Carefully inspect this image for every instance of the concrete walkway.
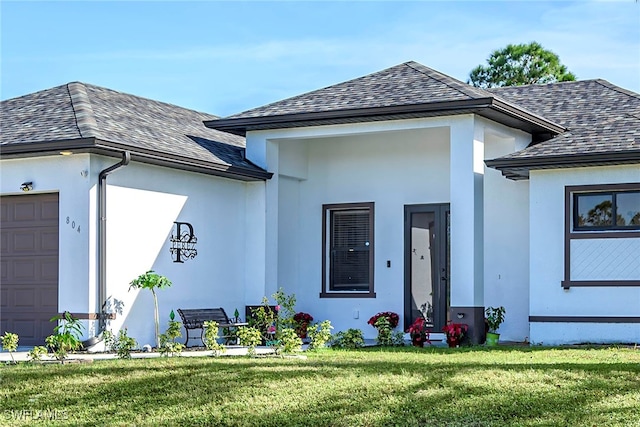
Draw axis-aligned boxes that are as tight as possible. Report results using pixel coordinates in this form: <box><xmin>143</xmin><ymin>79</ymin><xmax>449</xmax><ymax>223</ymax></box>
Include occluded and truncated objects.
<box><xmin>0</xmin><ymin>337</ymin><xmax>455</xmax><ymax>363</ymax></box>
<box><xmin>0</xmin><ymin>346</ymin><xmax>282</xmax><ymax>363</ymax></box>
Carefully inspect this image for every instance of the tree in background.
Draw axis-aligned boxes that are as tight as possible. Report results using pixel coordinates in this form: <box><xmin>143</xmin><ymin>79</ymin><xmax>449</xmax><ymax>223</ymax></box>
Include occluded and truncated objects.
<box><xmin>468</xmin><ymin>42</ymin><xmax>576</xmax><ymax>88</ymax></box>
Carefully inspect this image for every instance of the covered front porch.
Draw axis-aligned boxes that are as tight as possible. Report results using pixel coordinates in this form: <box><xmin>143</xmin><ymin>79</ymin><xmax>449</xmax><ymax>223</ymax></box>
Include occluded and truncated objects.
<box><xmin>243</xmin><ymin>114</ymin><xmax>531</xmax><ymax>342</ymax></box>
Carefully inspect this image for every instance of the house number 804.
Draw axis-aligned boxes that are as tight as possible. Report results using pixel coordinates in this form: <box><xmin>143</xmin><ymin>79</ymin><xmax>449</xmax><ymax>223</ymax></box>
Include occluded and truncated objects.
<box><xmin>66</xmin><ymin>216</ymin><xmax>81</xmax><ymax>233</ymax></box>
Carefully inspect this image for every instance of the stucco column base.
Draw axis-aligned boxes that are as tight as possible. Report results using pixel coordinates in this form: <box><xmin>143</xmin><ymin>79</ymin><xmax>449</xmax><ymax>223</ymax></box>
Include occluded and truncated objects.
<box><xmin>449</xmin><ymin>306</ymin><xmax>485</xmax><ymax>345</ymax></box>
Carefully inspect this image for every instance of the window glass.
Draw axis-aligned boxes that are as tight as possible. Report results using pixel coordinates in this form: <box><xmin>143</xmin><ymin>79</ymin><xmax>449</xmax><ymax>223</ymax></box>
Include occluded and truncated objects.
<box><xmin>616</xmin><ymin>192</ymin><xmax>640</xmax><ymax>226</ymax></box>
<box><xmin>576</xmin><ymin>194</ymin><xmax>613</xmax><ymax>227</ymax></box>
<box><xmin>323</xmin><ymin>203</ymin><xmax>374</xmax><ymax>296</ymax></box>
<box><xmin>330</xmin><ymin>209</ymin><xmax>370</xmax><ymax>291</ymax></box>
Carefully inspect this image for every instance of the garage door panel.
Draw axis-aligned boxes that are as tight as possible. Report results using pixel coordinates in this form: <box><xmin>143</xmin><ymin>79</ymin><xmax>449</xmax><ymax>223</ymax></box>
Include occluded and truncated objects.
<box><xmin>1</xmin><ymin>194</ymin><xmax>58</xmax><ymax>226</ymax></box>
<box><xmin>4</xmin><ymin>257</ymin><xmax>58</xmax><ymax>283</ymax></box>
<box><xmin>14</xmin><ymin>288</ymin><xmax>36</xmax><ymax>308</ymax></box>
<box><xmin>2</xmin><ymin>229</ymin><xmax>58</xmax><ymax>255</ymax></box>
<box><xmin>0</xmin><ymin>231</ymin><xmax>7</xmax><ymax>252</ymax></box>
<box><xmin>0</xmin><ymin>202</ymin><xmax>7</xmax><ymax>221</ymax></box>
<box><xmin>13</xmin><ymin>259</ymin><xmax>37</xmax><ymax>281</ymax></box>
<box><xmin>41</xmin><ymin>231</ymin><xmax>59</xmax><ymax>251</ymax></box>
<box><xmin>41</xmin><ymin>319</ymin><xmax>55</xmax><ymax>338</ymax></box>
<box><xmin>40</xmin><ymin>287</ymin><xmax>58</xmax><ymax>308</ymax></box>
<box><xmin>41</xmin><ymin>200</ymin><xmax>59</xmax><ymax>221</ymax></box>
<box><xmin>13</xmin><ymin>230</ymin><xmax>37</xmax><ymax>252</ymax></box>
<box><xmin>41</xmin><ymin>259</ymin><xmax>58</xmax><ymax>281</ymax></box>
<box><xmin>0</xmin><ymin>194</ymin><xmax>59</xmax><ymax>346</ymax></box>
<box><xmin>13</xmin><ymin>201</ymin><xmax>37</xmax><ymax>222</ymax></box>
<box><xmin>12</xmin><ymin>320</ymin><xmax>36</xmax><ymax>340</ymax></box>
<box><xmin>5</xmin><ymin>284</ymin><xmax>57</xmax><ymax>308</ymax></box>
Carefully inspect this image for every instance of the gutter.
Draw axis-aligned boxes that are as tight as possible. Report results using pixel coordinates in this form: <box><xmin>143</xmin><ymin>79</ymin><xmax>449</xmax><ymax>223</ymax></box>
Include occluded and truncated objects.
<box><xmin>0</xmin><ymin>138</ymin><xmax>271</xmax><ymax>181</ymax></box>
<box><xmin>204</xmin><ymin>97</ymin><xmax>565</xmax><ymax>137</ymax></box>
<box><xmin>97</xmin><ymin>151</ymin><xmax>130</xmax><ymax>334</ymax></box>
<box><xmin>485</xmin><ymin>150</ymin><xmax>640</xmax><ymax>180</ymax></box>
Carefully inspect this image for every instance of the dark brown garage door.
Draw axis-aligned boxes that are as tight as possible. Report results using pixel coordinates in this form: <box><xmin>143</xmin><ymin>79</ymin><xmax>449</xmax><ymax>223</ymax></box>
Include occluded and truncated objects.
<box><xmin>1</xmin><ymin>193</ymin><xmax>59</xmax><ymax>346</ymax></box>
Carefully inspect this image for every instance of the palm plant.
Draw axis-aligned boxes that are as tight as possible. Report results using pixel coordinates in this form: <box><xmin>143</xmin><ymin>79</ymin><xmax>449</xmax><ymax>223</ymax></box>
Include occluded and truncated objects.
<box><xmin>129</xmin><ymin>271</ymin><xmax>172</xmax><ymax>348</ymax></box>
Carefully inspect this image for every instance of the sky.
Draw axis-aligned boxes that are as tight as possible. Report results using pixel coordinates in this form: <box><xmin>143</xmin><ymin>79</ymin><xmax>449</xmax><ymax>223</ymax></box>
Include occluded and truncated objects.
<box><xmin>1</xmin><ymin>1</ymin><xmax>639</xmax><ymax>117</ymax></box>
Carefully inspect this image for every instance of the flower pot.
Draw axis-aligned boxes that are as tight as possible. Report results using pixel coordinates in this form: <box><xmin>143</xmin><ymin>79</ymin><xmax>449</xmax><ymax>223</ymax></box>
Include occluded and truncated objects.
<box><xmin>447</xmin><ymin>337</ymin><xmax>459</xmax><ymax>348</ymax></box>
<box><xmin>485</xmin><ymin>332</ymin><xmax>500</xmax><ymax>346</ymax></box>
<box><xmin>411</xmin><ymin>337</ymin><xmax>425</xmax><ymax>347</ymax></box>
<box><xmin>295</xmin><ymin>323</ymin><xmax>308</xmax><ymax>339</ymax></box>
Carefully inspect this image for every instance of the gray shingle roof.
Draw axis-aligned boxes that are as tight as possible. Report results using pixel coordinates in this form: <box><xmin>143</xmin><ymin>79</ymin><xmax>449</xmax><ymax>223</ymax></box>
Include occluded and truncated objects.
<box><xmin>226</xmin><ymin>61</ymin><xmax>494</xmax><ymax>119</ymax></box>
<box><xmin>213</xmin><ymin>60</ymin><xmax>638</xmax><ymax>178</ymax></box>
<box><xmin>489</xmin><ymin>80</ymin><xmax>640</xmax><ymax>159</ymax></box>
<box><xmin>1</xmin><ymin>82</ymin><xmax>269</xmax><ymax>180</ymax></box>
<box><xmin>207</xmin><ymin>61</ymin><xmax>563</xmax><ymax>137</ymax></box>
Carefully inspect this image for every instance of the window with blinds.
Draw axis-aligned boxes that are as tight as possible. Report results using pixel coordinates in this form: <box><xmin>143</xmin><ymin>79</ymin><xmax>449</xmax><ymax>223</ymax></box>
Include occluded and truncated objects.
<box><xmin>322</xmin><ymin>202</ymin><xmax>375</xmax><ymax>297</ymax></box>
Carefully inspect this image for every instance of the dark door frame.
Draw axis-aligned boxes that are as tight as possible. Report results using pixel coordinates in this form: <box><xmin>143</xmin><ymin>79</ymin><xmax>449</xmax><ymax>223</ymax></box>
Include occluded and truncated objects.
<box><xmin>404</xmin><ymin>203</ymin><xmax>450</xmax><ymax>331</ymax></box>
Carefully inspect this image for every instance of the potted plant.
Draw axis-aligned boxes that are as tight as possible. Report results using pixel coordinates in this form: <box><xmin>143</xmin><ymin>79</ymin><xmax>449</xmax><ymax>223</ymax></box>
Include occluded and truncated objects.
<box><xmin>406</xmin><ymin>317</ymin><xmax>431</xmax><ymax>347</ymax></box>
<box><xmin>485</xmin><ymin>306</ymin><xmax>506</xmax><ymax>346</ymax></box>
<box><xmin>367</xmin><ymin>311</ymin><xmax>399</xmax><ymax>329</ymax></box>
<box><xmin>293</xmin><ymin>312</ymin><xmax>313</xmax><ymax>339</ymax></box>
<box><xmin>442</xmin><ymin>322</ymin><xmax>468</xmax><ymax>348</ymax></box>
<box><xmin>368</xmin><ymin>311</ymin><xmax>400</xmax><ymax>346</ymax></box>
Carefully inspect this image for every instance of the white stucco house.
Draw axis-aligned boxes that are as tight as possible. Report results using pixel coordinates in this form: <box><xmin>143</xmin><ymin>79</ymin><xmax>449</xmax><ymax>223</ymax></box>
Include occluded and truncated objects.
<box><xmin>1</xmin><ymin>61</ymin><xmax>638</xmax><ymax>347</ymax></box>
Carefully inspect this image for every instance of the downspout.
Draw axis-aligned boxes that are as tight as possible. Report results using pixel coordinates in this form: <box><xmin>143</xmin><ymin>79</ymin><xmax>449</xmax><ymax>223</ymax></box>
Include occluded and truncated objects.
<box><xmin>97</xmin><ymin>151</ymin><xmax>130</xmax><ymax>334</ymax></box>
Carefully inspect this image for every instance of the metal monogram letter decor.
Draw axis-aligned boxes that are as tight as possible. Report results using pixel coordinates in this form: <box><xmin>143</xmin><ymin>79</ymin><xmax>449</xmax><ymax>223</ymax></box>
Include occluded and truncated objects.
<box><xmin>170</xmin><ymin>222</ymin><xmax>198</xmax><ymax>263</ymax></box>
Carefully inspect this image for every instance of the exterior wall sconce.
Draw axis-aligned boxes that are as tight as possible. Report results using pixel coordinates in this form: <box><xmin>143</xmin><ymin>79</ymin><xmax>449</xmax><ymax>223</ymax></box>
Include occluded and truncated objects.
<box><xmin>20</xmin><ymin>182</ymin><xmax>33</xmax><ymax>192</ymax></box>
<box><xmin>456</xmin><ymin>313</ymin><xmax>465</xmax><ymax>319</ymax></box>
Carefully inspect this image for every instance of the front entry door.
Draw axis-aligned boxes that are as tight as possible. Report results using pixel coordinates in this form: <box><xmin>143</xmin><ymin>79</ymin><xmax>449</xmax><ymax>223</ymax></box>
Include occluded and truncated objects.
<box><xmin>404</xmin><ymin>204</ymin><xmax>450</xmax><ymax>331</ymax></box>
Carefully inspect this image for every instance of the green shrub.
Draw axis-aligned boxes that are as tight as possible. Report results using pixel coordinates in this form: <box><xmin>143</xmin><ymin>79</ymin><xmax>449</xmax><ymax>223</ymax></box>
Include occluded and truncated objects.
<box><xmin>237</xmin><ymin>326</ymin><xmax>262</xmax><ymax>356</ymax></box>
<box><xmin>0</xmin><ymin>332</ymin><xmax>19</xmax><ymax>363</ymax></box>
<box><xmin>307</xmin><ymin>320</ymin><xmax>333</xmax><ymax>350</ymax></box>
<box><xmin>331</xmin><ymin>329</ymin><xmax>365</xmax><ymax>349</ymax></box>
<box><xmin>374</xmin><ymin>317</ymin><xmax>393</xmax><ymax>346</ymax></box>
<box><xmin>103</xmin><ymin>330</ymin><xmax>115</xmax><ymax>351</ymax></box>
<box><xmin>278</xmin><ymin>328</ymin><xmax>302</xmax><ymax>354</ymax></box>
<box><xmin>28</xmin><ymin>346</ymin><xmax>48</xmax><ymax>362</ymax></box>
<box><xmin>249</xmin><ymin>299</ymin><xmax>277</xmax><ymax>343</ymax></box>
<box><xmin>249</xmin><ymin>288</ymin><xmax>298</xmax><ymax>344</ymax></box>
<box><xmin>273</xmin><ymin>287</ymin><xmax>296</xmax><ymax>331</ymax></box>
<box><xmin>371</xmin><ymin>317</ymin><xmax>405</xmax><ymax>346</ymax></box>
<box><xmin>104</xmin><ymin>328</ymin><xmax>138</xmax><ymax>359</ymax></box>
<box><xmin>391</xmin><ymin>331</ymin><xmax>405</xmax><ymax>346</ymax></box>
<box><xmin>159</xmin><ymin>320</ymin><xmax>185</xmax><ymax>357</ymax></box>
<box><xmin>221</xmin><ymin>326</ymin><xmax>237</xmax><ymax>345</ymax></box>
<box><xmin>46</xmin><ymin>312</ymin><xmax>84</xmax><ymax>360</ymax></box>
<box><xmin>203</xmin><ymin>320</ymin><xmax>226</xmax><ymax>356</ymax></box>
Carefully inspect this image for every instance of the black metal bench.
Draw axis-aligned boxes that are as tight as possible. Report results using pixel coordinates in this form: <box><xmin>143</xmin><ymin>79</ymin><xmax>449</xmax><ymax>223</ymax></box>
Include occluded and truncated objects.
<box><xmin>177</xmin><ymin>308</ymin><xmax>247</xmax><ymax>347</ymax></box>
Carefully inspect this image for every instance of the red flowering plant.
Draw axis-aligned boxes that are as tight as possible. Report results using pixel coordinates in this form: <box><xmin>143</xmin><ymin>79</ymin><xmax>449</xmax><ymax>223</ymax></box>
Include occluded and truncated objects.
<box><xmin>293</xmin><ymin>312</ymin><xmax>313</xmax><ymax>324</ymax></box>
<box><xmin>293</xmin><ymin>312</ymin><xmax>314</xmax><ymax>338</ymax></box>
<box><xmin>367</xmin><ymin>312</ymin><xmax>399</xmax><ymax>329</ymax></box>
<box><xmin>442</xmin><ymin>322</ymin><xmax>468</xmax><ymax>347</ymax></box>
<box><xmin>406</xmin><ymin>317</ymin><xmax>431</xmax><ymax>347</ymax></box>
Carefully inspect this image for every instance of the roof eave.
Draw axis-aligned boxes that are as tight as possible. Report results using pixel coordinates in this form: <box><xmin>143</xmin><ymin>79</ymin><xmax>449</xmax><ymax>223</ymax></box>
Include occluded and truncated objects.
<box><xmin>489</xmin><ymin>99</ymin><xmax>566</xmax><ymax>134</ymax></box>
<box><xmin>204</xmin><ymin>97</ymin><xmax>565</xmax><ymax>137</ymax></box>
<box><xmin>0</xmin><ymin>138</ymin><xmax>272</xmax><ymax>181</ymax></box>
<box><xmin>485</xmin><ymin>151</ymin><xmax>640</xmax><ymax>180</ymax></box>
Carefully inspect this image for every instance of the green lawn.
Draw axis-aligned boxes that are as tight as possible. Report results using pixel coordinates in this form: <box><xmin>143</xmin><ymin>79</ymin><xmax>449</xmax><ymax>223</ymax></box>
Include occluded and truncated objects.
<box><xmin>1</xmin><ymin>346</ymin><xmax>639</xmax><ymax>426</ymax></box>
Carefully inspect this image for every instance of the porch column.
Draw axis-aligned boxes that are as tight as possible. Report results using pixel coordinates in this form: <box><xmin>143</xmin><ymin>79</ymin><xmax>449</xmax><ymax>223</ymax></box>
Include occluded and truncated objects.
<box><xmin>449</xmin><ymin>116</ymin><xmax>485</xmax><ymax>344</ymax></box>
<box><xmin>264</xmin><ymin>139</ymin><xmax>279</xmax><ymax>297</ymax></box>
<box><xmin>243</xmin><ymin>134</ymin><xmax>278</xmax><ymax>306</ymax></box>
